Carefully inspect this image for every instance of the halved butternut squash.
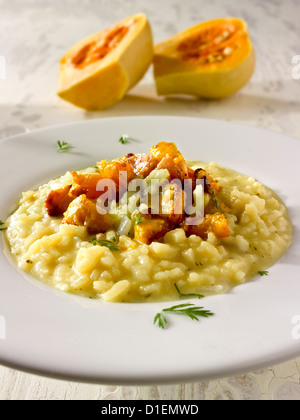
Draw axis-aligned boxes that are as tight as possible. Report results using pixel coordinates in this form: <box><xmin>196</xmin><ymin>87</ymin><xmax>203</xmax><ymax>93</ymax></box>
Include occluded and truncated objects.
<box><xmin>153</xmin><ymin>18</ymin><xmax>255</xmax><ymax>99</ymax></box>
<box><xmin>58</xmin><ymin>14</ymin><xmax>153</xmax><ymax>110</ymax></box>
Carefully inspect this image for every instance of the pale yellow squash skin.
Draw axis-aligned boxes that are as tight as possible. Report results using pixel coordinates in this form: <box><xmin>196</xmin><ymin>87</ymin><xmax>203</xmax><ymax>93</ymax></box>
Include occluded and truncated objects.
<box><xmin>58</xmin><ymin>14</ymin><xmax>153</xmax><ymax>111</ymax></box>
<box><xmin>59</xmin><ymin>62</ymin><xmax>128</xmax><ymax>111</ymax></box>
<box><xmin>154</xmin><ymin>18</ymin><xmax>256</xmax><ymax>99</ymax></box>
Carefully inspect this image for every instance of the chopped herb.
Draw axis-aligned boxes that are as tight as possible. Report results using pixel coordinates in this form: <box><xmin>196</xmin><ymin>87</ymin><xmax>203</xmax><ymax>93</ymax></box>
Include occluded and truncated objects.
<box><xmin>258</xmin><ymin>271</ymin><xmax>269</xmax><ymax>276</ymax></box>
<box><xmin>89</xmin><ymin>236</ymin><xmax>120</xmax><ymax>252</ymax></box>
<box><xmin>119</xmin><ymin>135</ymin><xmax>129</xmax><ymax>145</ymax></box>
<box><xmin>57</xmin><ymin>140</ymin><xmax>74</xmax><ymax>153</ymax></box>
<box><xmin>135</xmin><ymin>213</ymin><xmax>144</xmax><ymax>225</ymax></box>
<box><xmin>154</xmin><ymin>303</ymin><xmax>215</xmax><ymax>329</ymax></box>
<box><xmin>174</xmin><ymin>283</ymin><xmax>204</xmax><ymax>300</ymax></box>
<box><xmin>154</xmin><ymin>311</ymin><xmax>168</xmax><ymax>329</ymax></box>
<box><xmin>249</xmin><ymin>244</ymin><xmax>258</xmax><ymax>251</ymax></box>
<box><xmin>0</xmin><ymin>221</ymin><xmax>7</xmax><ymax>231</ymax></box>
<box><xmin>212</xmin><ymin>192</ymin><xmax>219</xmax><ymax>210</ymax></box>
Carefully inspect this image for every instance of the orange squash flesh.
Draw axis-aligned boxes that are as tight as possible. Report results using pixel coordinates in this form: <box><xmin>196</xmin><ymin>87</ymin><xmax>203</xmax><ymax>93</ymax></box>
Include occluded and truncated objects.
<box><xmin>154</xmin><ymin>18</ymin><xmax>255</xmax><ymax>98</ymax></box>
<box><xmin>71</xmin><ymin>26</ymin><xmax>131</xmax><ymax>69</ymax></box>
<box><xmin>58</xmin><ymin>14</ymin><xmax>153</xmax><ymax>110</ymax></box>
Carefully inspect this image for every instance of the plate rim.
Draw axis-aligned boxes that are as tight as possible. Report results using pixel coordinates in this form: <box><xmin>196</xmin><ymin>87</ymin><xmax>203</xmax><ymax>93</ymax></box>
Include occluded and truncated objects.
<box><xmin>2</xmin><ymin>114</ymin><xmax>300</xmax><ymax>145</ymax></box>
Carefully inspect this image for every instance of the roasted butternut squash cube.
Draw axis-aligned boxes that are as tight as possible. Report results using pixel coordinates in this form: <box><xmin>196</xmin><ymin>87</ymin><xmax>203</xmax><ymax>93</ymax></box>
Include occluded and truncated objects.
<box><xmin>134</xmin><ymin>216</ymin><xmax>169</xmax><ymax>245</ymax></box>
<box><xmin>45</xmin><ymin>185</ymin><xmax>73</xmax><ymax>217</ymax></box>
<box><xmin>184</xmin><ymin>213</ymin><xmax>231</xmax><ymax>239</ymax></box>
<box><xmin>63</xmin><ymin>194</ymin><xmax>114</xmax><ymax>234</ymax></box>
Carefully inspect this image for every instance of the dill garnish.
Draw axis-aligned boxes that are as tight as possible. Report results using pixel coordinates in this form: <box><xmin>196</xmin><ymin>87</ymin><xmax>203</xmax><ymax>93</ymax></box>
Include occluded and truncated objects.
<box><xmin>212</xmin><ymin>192</ymin><xmax>219</xmax><ymax>210</ymax></box>
<box><xmin>0</xmin><ymin>221</ymin><xmax>7</xmax><ymax>231</ymax></box>
<box><xmin>135</xmin><ymin>213</ymin><xmax>144</xmax><ymax>225</ymax></box>
<box><xmin>174</xmin><ymin>283</ymin><xmax>204</xmax><ymax>300</ymax></box>
<box><xmin>119</xmin><ymin>135</ymin><xmax>129</xmax><ymax>145</ymax></box>
<box><xmin>57</xmin><ymin>140</ymin><xmax>74</xmax><ymax>153</ymax></box>
<box><xmin>154</xmin><ymin>303</ymin><xmax>215</xmax><ymax>329</ymax></box>
<box><xmin>258</xmin><ymin>270</ymin><xmax>269</xmax><ymax>276</ymax></box>
<box><xmin>89</xmin><ymin>236</ymin><xmax>120</xmax><ymax>252</ymax></box>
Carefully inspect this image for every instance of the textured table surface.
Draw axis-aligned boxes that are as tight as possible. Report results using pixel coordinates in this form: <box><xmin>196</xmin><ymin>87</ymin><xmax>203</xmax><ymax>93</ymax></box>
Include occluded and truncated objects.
<box><xmin>0</xmin><ymin>0</ymin><xmax>300</xmax><ymax>400</ymax></box>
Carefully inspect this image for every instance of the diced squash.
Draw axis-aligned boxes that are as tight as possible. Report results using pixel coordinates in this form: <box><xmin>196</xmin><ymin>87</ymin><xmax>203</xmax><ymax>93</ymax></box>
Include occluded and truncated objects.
<box><xmin>134</xmin><ymin>216</ymin><xmax>169</xmax><ymax>245</ymax></box>
<box><xmin>70</xmin><ymin>172</ymin><xmax>104</xmax><ymax>200</ymax></box>
<box><xmin>150</xmin><ymin>142</ymin><xmax>190</xmax><ymax>180</ymax></box>
<box><xmin>63</xmin><ymin>194</ymin><xmax>114</xmax><ymax>234</ymax></box>
<box><xmin>150</xmin><ymin>142</ymin><xmax>184</xmax><ymax>163</ymax></box>
<box><xmin>45</xmin><ymin>185</ymin><xmax>73</xmax><ymax>217</ymax></box>
<box><xmin>160</xmin><ymin>183</ymin><xmax>186</xmax><ymax>225</ymax></box>
<box><xmin>125</xmin><ymin>153</ymin><xmax>157</xmax><ymax>178</ymax></box>
<box><xmin>184</xmin><ymin>213</ymin><xmax>231</xmax><ymax>239</ymax></box>
<box><xmin>97</xmin><ymin>158</ymin><xmax>136</xmax><ymax>187</ymax></box>
<box><xmin>195</xmin><ymin>168</ymin><xmax>221</xmax><ymax>193</ymax></box>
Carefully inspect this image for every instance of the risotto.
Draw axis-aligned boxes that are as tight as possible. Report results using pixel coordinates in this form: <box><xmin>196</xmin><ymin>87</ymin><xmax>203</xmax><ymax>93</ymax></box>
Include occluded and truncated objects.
<box><xmin>5</xmin><ymin>142</ymin><xmax>293</xmax><ymax>303</ymax></box>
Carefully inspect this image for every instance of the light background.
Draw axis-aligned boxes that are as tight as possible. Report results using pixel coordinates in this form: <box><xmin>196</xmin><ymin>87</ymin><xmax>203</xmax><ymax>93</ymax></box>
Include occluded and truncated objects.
<box><xmin>0</xmin><ymin>0</ymin><xmax>300</xmax><ymax>400</ymax></box>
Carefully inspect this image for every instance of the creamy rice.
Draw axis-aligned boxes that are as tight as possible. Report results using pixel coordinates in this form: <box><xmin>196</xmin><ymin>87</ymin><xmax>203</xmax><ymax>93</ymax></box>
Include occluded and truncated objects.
<box><xmin>5</xmin><ymin>161</ymin><xmax>293</xmax><ymax>303</ymax></box>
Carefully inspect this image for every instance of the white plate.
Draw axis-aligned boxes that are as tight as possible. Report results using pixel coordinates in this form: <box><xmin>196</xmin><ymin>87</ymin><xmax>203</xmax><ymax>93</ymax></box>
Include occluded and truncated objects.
<box><xmin>0</xmin><ymin>116</ymin><xmax>300</xmax><ymax>385</ymax></box>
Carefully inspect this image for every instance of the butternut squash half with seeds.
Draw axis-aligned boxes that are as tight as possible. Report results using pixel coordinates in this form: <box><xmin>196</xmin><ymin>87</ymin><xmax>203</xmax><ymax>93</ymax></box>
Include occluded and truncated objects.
<box><xmin>153</xmin><ymin>18</ymin><xmax>255</xmax><ymax>99</ymax></box>
<box><xmin>58</xmin><ymin>14</ymin><xmax>153</xmax><ymax>110</ymax></box>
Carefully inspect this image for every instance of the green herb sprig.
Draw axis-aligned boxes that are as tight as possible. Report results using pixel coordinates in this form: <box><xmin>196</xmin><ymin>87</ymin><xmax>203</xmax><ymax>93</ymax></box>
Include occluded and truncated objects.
<box><xmin>258</xmin><ymin>271</ymin><xmax>269</xmax><ymax>276</ymax></box>
<box><xmin>212</xmin><ymin>191</ymin><xmax>219</xmax><ymax>210</ymax></box>
<box><xmin>135</xmin><ymin>213</ymin><xmax>144</xmax><ymax>225</ymax></box>
<box><xmin>89</xmin><ymin>237</ymin><xmax>120</xmax><ymax>252</ymax></box>
<box><xmin>0</xmin><ymin>221</ymin><xmax>7</xmax><ymax>231</ymax></box>
<box><xmin>174</xmin><ymin>283</ymin><xmax>204</xmax><ymax>300</ymax></box>
<box><xmin>119</xmin><ymin>135</ymin><xmax>129</xmax><ymax>145</ymax></box>
<box><xmin>57</xmin><ymin>140</ymin><xmax>74</xmax><ymax>153</ymax></box>
<box><xmin>154</xmin><ymin>303</ymin><xmax>215</xmax><ymax>329</ymax></box>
